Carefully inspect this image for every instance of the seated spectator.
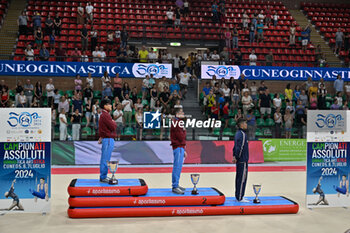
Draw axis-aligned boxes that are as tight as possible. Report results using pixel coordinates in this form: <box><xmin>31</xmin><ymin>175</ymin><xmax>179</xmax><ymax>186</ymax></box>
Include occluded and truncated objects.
<box><xmin>55</xmin><ymin>43</ymin><xmax>66</xmax><ymax>62</ymax></box>
<box><xmin>72</xmin><ymin>93</ymin><xmax>83</xmax><ymax>113</ymax></box>
<box><xmin>241</xmin><ymin>90</ymin><xmax>253</xmax><ymax>115</ymax></box>
<box><xmin>81</xmin><ymin>51</ymin><xmax>88</xmax><ymax>62</ymax></box>
<box><xmin>102</xmin><ymin>83</ymin><xmax>113</xmax><ymax>101</ymax></box>
<box><xmin>170</xmin><ymin>90</ymin><xmax>181</xmax><ymax>108</ymax></box>
<box><xmin>211</xmin><ymin>50</ymin><xmax>220</xmax><ymax>61</ymax></box>
<box><xmin>317</xmin><ymin>84</ymin><xmax>327</xmax><ymax>109</ymax></box>
<box><xmin>273</xmin><ymin>93</ymin><xmax>282</xmax><ymax>109</ymax></box>
<box><xmin>259</xmin><ymin>88</ymin><xmax>271</xmax><ymax>116</ymax></box>
<box><xmin>17</xmin><ymin>91</ymin><xmax>27</xmax><ymax>107</ymax></box>
<box><xmin>39</xmin><ymin>44</ymin><xmax>49</xmax><ymax>61</ymax></box>
<box><xmin>331</xmin><ymin>98</ymin><xmax>341</xmax><ymax>110</ymax></box>
<box><xmin>273</xmin><ymin>107</ymin><xmax>282</xmax><ymax>138</ymax></box>
<box><xmin>1</xmin><ymin>87</ymin><xmax>9</xmax><ymax>107</ymax></box>
<box><xmin>220</xmin><ymin>47</ymin><xmax>229</xmax><ymax>64</ymax></box>
<box><xmin>158</xmin><ymin>76</ymin><xmax>169</xmax><ymax>94</ymax></box>
<box><xmin>74</xmin><ymin>74</ymin><xmax>83</xmax><ymax>93</ymax></box>
<box><xmin>71</xmin><ymin>48</ymin><xmax>82</xmax><ymax>62</ymax></box>
<box><xmin>284</xmin><ymin>108</ymin><xmax>293</xmax><ymax>139</ymax></box>
<box><xmin>113</xmin><ymin>103</ymin><xmax>124</xmax><ymax>141</ymax></box>
<box><xmin>343</xmin><ymin>100</ymin><xmax>349</xmax><ymax>110</ymax></box>
<box><xmin>122</xmin><ymin>94</ymin><xmax>133</xmax><ymax>126</ymax></box>
<box><xmin>285</xmin><ymin>83</ymin><xmax>293</xmax><ymax>102</ymax></box>
<box><xmin>265</xmin><ymin>51</ymin><xmax>274</xmax><ymax>66</ymax></box>
<box><xmin>34</xmin><ymin>27</ymin><xmax>43</xmax><ymax>50</ymax></box>
<box><xmin>249</xmin><ymin>50</ymin><xmax>257</xmax><ymax>66</ymax></box>
<box><xmin>96</xmin><ymin>46</ymin><xmax>106</xmax><ymax>62</ymax></box>
<box><xmin>71</xmin><ymin>109</ymin><xmax>82</xmax><ymax>140</ymax></box>
<box><xmin>335</xmin><ymin>91</ymin><xmax>343</xmax><ymax>107</ymax></box>
<box><xmin>24</xmin><ymin>44</ymin><xmax>34</xmax><ymax>61</ymax></box>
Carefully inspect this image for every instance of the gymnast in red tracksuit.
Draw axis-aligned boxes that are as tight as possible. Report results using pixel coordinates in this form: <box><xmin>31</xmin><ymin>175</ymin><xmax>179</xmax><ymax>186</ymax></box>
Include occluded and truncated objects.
<box><xmin>170</xmin><ymin>108</ymin><xmax>187</xmax><ymax>194</ymax></box>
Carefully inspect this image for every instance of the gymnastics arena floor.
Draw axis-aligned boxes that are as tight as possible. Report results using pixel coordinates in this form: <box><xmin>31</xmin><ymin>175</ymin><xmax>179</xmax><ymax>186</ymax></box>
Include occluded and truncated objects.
<box><xmin>0</xmin><ymin>163</ymin><xmax>349</xmax><ymax>233</ymax></box>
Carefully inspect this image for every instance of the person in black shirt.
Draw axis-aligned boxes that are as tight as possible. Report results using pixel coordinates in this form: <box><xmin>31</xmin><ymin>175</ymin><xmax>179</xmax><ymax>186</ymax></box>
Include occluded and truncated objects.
<box><xmin>81</xmin><ymin>24</ymin><xmax>88</xmax><ymax>51</ymax></box>
<box><xmin>160</xmin><ymin>86</ymin><xmax>171</xmax><ymax>112</ymax></box>
<box><xmin>235</xmin><ymin>50</ymin><xmax>242</xmax><ymax>65</ymax></box>
<box><xmin>120</xmin><ymin>26</ymin><xmax>129</xmax><ymax>49</ymax></box>
<box><xmin>34</xmin><ymin>81</ymin><xmax>43</xmax><ymax>106</ymax></box>
<box><xmin>0</xmin><ymin>80</ymin><xmax>9</xmax><ymax>92</ymax></box>
<box><xmin>54</xmin><ymin>13</ymin><xmax>61</xmax><ymax>36</ymax></box>
<box><xmin>83</xmin><ymin>83</ymin><xmax>93</xmax><ymax>104</ymax></box>
<box><xmin>257</xmin><ymin>81</ymin><xmax>267</xmax><ymax>93</ymax></box>
<box><xmin>15</xmin><ymin>81</ymin><xmax>24</xmax><ymax>107</ymax></box>
<box><xmin>259</xmin><ymin>88</ymin><xmax>271</xmax><ymax>117</ymax></box>
<box><xmin>71</xmin><ymin>109</ymin><xmax>82</xmax><ymax>140</ymax></box>
<box><xmin>238</xmin><ymin>74</ymin><xmax>246</xmax><ymax>90</ymax></box>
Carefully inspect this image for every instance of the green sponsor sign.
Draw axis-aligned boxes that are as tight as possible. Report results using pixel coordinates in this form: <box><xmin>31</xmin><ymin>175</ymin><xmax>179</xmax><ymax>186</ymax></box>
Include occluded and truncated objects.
<box><xmin>261</xmin><ymin>139</ymin><xmax>307</xmax><ymax>161</ymax></box>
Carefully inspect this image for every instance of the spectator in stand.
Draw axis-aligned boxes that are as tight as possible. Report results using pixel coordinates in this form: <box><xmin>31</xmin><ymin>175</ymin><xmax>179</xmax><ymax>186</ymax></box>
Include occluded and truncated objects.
<box><xmin>309</xmin><ymin>92</ymin><xmax>317</xmax><ymax>109</ymax></box>
<box><xmin>234</xmin><ymin>108</ymin><xmax>244</xmax><ymax>122</ymax></box>
<box><xmin>122</xmin><ymin>94</ymin><xmax>133</xmax><ymax>126</ymax></box>
<box><xmin>301</xmin><ymin>27</ymin><xmax>309</xmax><ymax>51</ymax></box>
<box><xmin>265</xmin><ymin>6</ymin><xmax>271</xmax><ymax>27</ymax></box>
<box><xmin>23</xmin><ymin>79</ymin><xmax>33</xmax><ymax>107</ymax></box>
<box><xmin>113</xmin><ymin>104</ymin><xmax>124</xmax><ymax>140</ymax></box>
<box><xmin>101</xmin><ymin>71</ymin><xmax>111</xmax><ymax>90</ymax></box>
<box><xmin>112</xmin><ymin>97</ymin><xmax>121</xmax><ymax>111</ymax></box>
<box><xmin>259</xmin><ymin>88</ymin><xmax>271</xmax><ymax>117</ymax></box>
<box><xmin>178</xmin><ymin>68</ymin><xmax>192</xmax><ymax>99</ymax></box>
<box><xmin>158</xmin><ymin>76</ymin><xmax>169</xmax><ymax>93</ymax></box>
<box><xmin>345</xmin><ymin>81</ymin><xmax>350</xmax><ymax>101</ymax></box>
<box><xmin>169</xmin><ymin>78</ymin><xmax>180</xmax><ymax>95</ymax></box>
<box><xmin>77</xmin><ymin>2</ymin><xmax>85</xmax><ymax>24</ymax></box>
<box><xmin>122</xmin><ymin>82</ymin><xmax>131</xmax><ymax>100</ymax></box>
<box><xmin>58</xmin><ymin>96</ymin><xmax>69</xmax><ymax>114</ymax></box>
<box><xmin>235</xmin><ymin>50</ymin><xmax>242</xmax><ymax>65</ymax></box>
<box><xmin>102</xmin><ymin>83</ymin><xmax>113</xmax><ymax>101</ymax></box>
<box><xmin>149</xmin><ymin>84</ymin><xmax>158</xmax><ymax>110</ymax></box>
<box><xmin>211</xmin><ymin>50</ymin><xmax>220</xmax><ymax>61</ymax></box>
<box><xmin>45</xmin><ymin>14</ymin><xmax>54</xmax><ymax>36</ymax></box>
<box><xmin>265</xmin><ymin>50</ymin><xmax>274</xmax><ymax>66</ymax></box>
<box><xmin>273</xmin><ymin>93</ymin><xmax>282</xmax><ymax>109</ymax></box>
<box><xmin>72</xmin><ymin>93</ymin><xmax>83</xmax><ymax>113</ymax></box>
<box><xmin>344</xmin><ymin>32</ymin><xmax>350</xmax><ymax>52</ymax></box>
<box><xmin>308</xmin><ymin>82</ymin><xmax>318</xmax><ymax>100</ymax></box>
<box><xmin>173</xmin><ymin>54</ymin><xmax>181</xmax><ymax>74</ymax></box>
<box><xmin>59</xmin><ymin>108</ymin><xmax>67</xmax><ymax>141</ymax></box>
<box><xmin>294</xmin><ymin>85</ymin><xmax>301</xmax><ymax>102</ymax></box>
<box><xmin>334</xmin><ymin>75</ymin><xmax>344</xmax><ymax>94</ymax></box>
<box><xmin>85</xmin><ymin>2</ymin><xmax>94</xmax><ymax>23</ymax></box>
<box><xmin>174</xmin><ymin>7</ymin><xmax>181</xmax><ymax>28</ymax></box>
<box><xmin>138</xmin><ymin>46</ymin><xmax>149</xmax><ymax>63</ymax></box>
<box><xmin>39</xmin><ymin>44</ymin><xmax>49</xmax><ymax>61</ymax></box>
<box><xmin>54</xmin><ymin>13</ymin><xmax>62</xmax><ymax>36</ymax></box>
<box><xmin>106</xmin><ymin>31</ymin><xmax>114</xmax><ymax>52</ymax></box>
<box><xmin>242</xmin><ymin>10</ymin><xmax>249</xmax><ymax>30</ymax></box>
<box><xmin>211</xmin><ymin>2</ymin><xmax>219</xmax><ymax>23</ymax></box>
<box><xmin>34</xmin><ymin>27</ymin><xmax>43</xmax><ymax>50</ymax></box>
<box><xmin>74</xmin><ymin>74</ymin><xmax>83</xmax><ymax>93</ymax></box>
<box><xmin>317</xmin><ymin>84</ymin><xmax>327</xmax><ymax>109</ymax></box>
<box><xmin>224</xmin><ymin>28</ymin><xmax>232</xmax><ymax>49</ymax></box>
<box><xmin>81</xmin><ymin>51</ymin><xmax>88</xmax><ymax>62</ymax></box>
<box><xmin>289</xmin><ymin>23</ymin><xmax>296</xmax><ymax>46</ymax></box>
<box><xmin>258</xmin><ymin>10</ymin><xmax>264</xmax><ymax>22</ymax></box>
<box><xmin>232</xmin><ymin>27</ymin><xmax>239</xmax><ymax>49</ymax></box>
<box><xmin>202</xmin><ymin>82</ymin><xmax>211</xmax><ymax>97</ymax></box>
<box><xmin>1</xmin><ymin>87</ymin><xmax>9</xmax><ymax>107</ymax></box>
<box><xmin>17</xmin><ymin>91</ymin><xmax>27</xmax><ymax>107</ymax></box>
<box><xmin>90</xmin><ymin>27</ymin><xmax>98</xmax><ymax>53</ymax></box>
<box><xmin>273</xmin><ymin>11</ymin><xmax>278</xmax><ymax>27</ymax></box>
<box><xmin>34</xmin><ymin>81</ymin><xmax>43</xmax><ymax>106</ymax></box>
<box><xmin>285</xmin><ymin>83</ymin><xmax>293</xmax><ymax>102</ymax></box>
<box><xmin>218</xmin><ymin>1</ymin><xmax>225</xmax><ymax>24</ymax></box>
<box><xmin>71</xmin><ymin>109</ymin><xmax>82</xmax><ymax>140</ymax></box>
<box><xmin>166</xmin><ymin>7</ymin><xmax>174</xmax><ymax>27</ymax></box>
<box><xmin>303</xmin><ymin>76</ymin><xmax>313</xmax><ymax>95</ymax></box>
<box><xmin>315</xmin><ymin>44</ymin><xmax>322</xmax><ymax>62</ymax></box>
<box><xmin>55</xmin><ymin>43</ymin><xmax>66</xmax><ymax>62</ymax></box>
<box><xmin>18</xmin><ymin>11</ymin><xmax>28</xmax><ymax>35</ymax></box>
<box><xmin>49</xmin><ymin>30</ymin><xmax>55</xmax><ymax>51</ymax></box>
<box><xmin>335</xmin><ymin>91</ymin><xmax>343</xmax><ymax>107</ymax></box>
<box><xmin>299</xmin><ymin>89</ymin><xmax>308</xmax><ymax>107</ymax></box>
<box><xmin>135</xmin><ymin>107</ymin><xmax>143</xmax><ymax>140</ymax></box>
<box><xmin>241</xmin><ymin>90</ymin><xmax>253</xmax><ymax>115</ymax></box>
<box><xmin>97</xmin><ymin>46</ymin><xmax>106</xmax><ymax>62</ymax></box>
<box><xmin>53</xmin><ymin>89</ymin><xmax>61</xmax><ymax>109</ymax></box>
<box><xmin>319</xmin><ymin>54</ymin><xmax>327</xmax><ymax>67</ymax></box>
<box><xmin>142</xmin><ymin>75</ymin><xmax>150</xmax><ymax>100</ymax></box>
<box><xmin>251</xmin><ymin>13</ymin><xmax>257</xmax><ymax>29</ymax></box>
<box><xmin>273</xmin><ymin>107</ymin><xmax>282</xmax><ymax>138</ymax></box>
<box><xmin>24</xmin><ymin>44</ymin><xmax>34</xmax><ymax>61</ymax></box>
<box><xmin>343</xmin><ymin>100</ymin><xmax>349</xmax><ymax>110</ymax></box>
<box><xmin>211</xmin><ymin>100</ymin><xmax>219</xmax><ymax>120</ymax></box>
<box><xmin>183</xmin><ymin>0</ymin><xmax>189</xmax><ymax>17</ymax></box>
<box><xmin>246</xmin><ymin>109</ymin><xmax>256</xmax><ymax>140</ymax></box>
<box><xmin>249</xmin><ymin>22</ymin><xmax>255</xmax><ymax>44</ymax></box>
<box><xmin>220</xmin><ymin>47</ymin><xmax>229</xmax><ymax>64</ymax></box>
<box><xmin>241</xmin><ymin>82</ymin><xmax>249</xmax><ymax>95</ymax></box>
<box><xmin>148</xmin><ymin>48</ymin><xmax>157</xmax><ymax>63</ymax></box>
<box><xmin>284</xmin><ymin>108</ymin><xmax>293</xmax><ymax>139</ymax></box>
<box><xmin>92</xmin><ymin>46</ymin><xmax>99</xmax><ymax>62</ymax></box>
<box><xmin>112</xmin><ymin>73</ymin><xmax>122</xmax><ymax>101</ymax></box>
<box><xmin>159</xmin><ymin>86</ymin><xmax>171</xmax><ymax>112</ymax></box>
<box><xmin>185</xmin><ymin>53</ymin><xmax>194</xmax><ymax>73</ymax></box>
<box><xmin>330</xmin><ymin>98</ymin><xmax>341</xmax><ymax>110</ymax></box>
<box><xmin>256</xmin><ymin>20</ymin><xmax>264</xmax><ymax>43</ymax></box>
<box><xmin>134</xmin><ymin>98</ymin><xmax>143</xmax><ymax>111</ymax></box>
<box><xmin>45</xmin><ymin>78</ymin><xmax>54</xmax><ymax>107</ymax></box>
<box><xmin>335</xmin><ymin>28</ymin><xmax>344</xmax><ymax>55</ymax></box>
<box><xmin>231</xmin><ymin>82</ymin><xmax>240</xmax><ymax>109</ymax></box>
<box><xmin>249</xmin><ymin>50</ymin><xmax>257</xmax><ymax>66</ymax></box>
<box><xmin>32</xmin><ymin>11</ymin><xmax>41</xmax><ymax>30</ymax></box>
<box><xmin>71</xmin><ymin>47</ymin><xmax>81</xmax><ymax>62</ymax></box>
<box><xmin>81</xmin><ymin>24</ymin><xmax>88</xmax><ymax>51</ymax></box>
<box><xmin>120</xmin><ymin>26</ymin><xmax>129</xmax><ymax>49</ymax></box>
<box><xmin>221</xmin><ymin>83</ymin><xmax>230</xmax><ymax>103</ymax></box>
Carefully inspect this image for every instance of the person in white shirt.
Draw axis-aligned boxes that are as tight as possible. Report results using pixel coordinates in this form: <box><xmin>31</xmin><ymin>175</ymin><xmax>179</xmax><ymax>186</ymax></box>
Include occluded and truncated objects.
<box><xmin>85</xmin><ymin>2</ymin><xmax>94</xmax><ymax>22</ymax></box>
<box><xmin>142</xmin><ymin>75</ymin><xmax>150</xmax><ymax>99</ymax></box>
<box><xmin>92</xmin><ymin>46</ymin><xmax>99</xmax><ymax>62</ymax></box>
<box><xmin>81</xmin><ymin>51</ymin><xmax>88</xmax><ymax>62</ymax></box>
<box><xmin>113</xmin><ymin>103</ymin><xmax>124</xmax><ymax>140</ymax></box>
<box><xmin>86</xmin><ymin>72</ymin><xmax>94</xmax><ymax>89</ymax></box>
<box><xmin>178</xmin><ymin>67</ymin><xmax>192</xmax><ymax>99</ymax></box>
<box><xmin>211</xmin><ymin>50</ymin><xmax>220</xmax><ymax>61</ymax></box>
<box><xmin>96</xmin><ymin>46</ymin><xmax>106</xmax><ymax>62</ymax></box>
<box><xmin>249</xmin><ymin>50</ymin><xmax>257</xmax><ymax>66</ymax></box>
<box><xmin>166</xmin><ymin>51</ymin><xmax>172</xmax><ymax>61</ymax></box>
<box><xmin>46</xmin><ymin>78</ymin><xmax>55</xmax><ymax>107</ymax></box>
<box><xmin>166</xmin><ymin>7</ymin><xmax>174</xmax><ymax>26</ymax></box>
<box><xmin>148</xmin><ymin>49</ymin><xmax>157</xmax><ymax>62</ymax></box>
<box><xmin>25</xmin><ymin>44</ymin><xmax>34</xmax><ymax>61</ymax></box>
<box><xmin>115</xmin><ymin>26</ymin><xmax>121</xmax><ymax>44</ymax></box>
<box><xmin>273</xmin><ymin>93</ymin><xmax>282</xmax><ymax>109</ymax></box>
<box><xmin>59</xmin><ymin>108</ymin><xmax>67</xmax><ymax>141</ymax></box>
<box><xmin>122</xmin><ymin>94</ymin><xmax>133</xmax><ymax>126</ymax></box>
<box><xmin>258</xmin><ymin>10</ymin><xmax>265</xmax><ymax>22</ymax></box>
<box><xmin>101</xmin><ymin>71</ymin><xmax>111</xmax><ymax>89</ymax></box>
<box><xmin>173</xmin><ymin>54</ymin><xmax>180</xmax><ymax>74</ymax></box>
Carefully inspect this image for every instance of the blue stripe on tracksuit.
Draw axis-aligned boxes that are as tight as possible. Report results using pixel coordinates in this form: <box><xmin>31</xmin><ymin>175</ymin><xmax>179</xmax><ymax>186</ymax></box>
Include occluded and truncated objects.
<box><xmin>172</xmin><ymin>147</ymin><xmax>185</xmax><ymax>189</ymax></box>
<box><xmin>100</xmin><ymin>138</ymin><xmax>115</xmax><ymax>180</ymax></box>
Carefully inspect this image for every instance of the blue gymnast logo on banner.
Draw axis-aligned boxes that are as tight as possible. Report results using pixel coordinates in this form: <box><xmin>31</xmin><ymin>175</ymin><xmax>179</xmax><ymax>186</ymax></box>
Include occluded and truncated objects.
<box><xmin>132</xmin><ymin>63</ymin><xmax>171</xmax><ymax>78</ymax></box>
<box><xmin>143</xmin><ymin>111</ymin><xmax>161</xmax><ymax>129</ymax></box>
<box><xmin>7</xmin><ymin>112</ymin><xmax>41</xmax><ymax>127</ymax></box>
<box><xmin>203</xmin><ymin>65</ymin><xmax>241</xmax><ymax>79</ymax></box>
<box><xmin>315</xmin><ymin>113</ymin><xmax>345</xmax><ymax>130</ymax></box>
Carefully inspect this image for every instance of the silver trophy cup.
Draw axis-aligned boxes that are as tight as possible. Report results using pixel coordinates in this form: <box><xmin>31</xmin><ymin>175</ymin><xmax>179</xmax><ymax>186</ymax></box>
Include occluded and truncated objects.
<box><xmin>191</xmin><ymin>174</ymin><xmax>200</xmax><ymax>195</ymax></box>
<box><xmin>107</xmin><ymin>160</ymin><xmax>119</xmax><ymax>185</ymax></box>
<box><xmin>253</xmin><ymin>184</ymin><xmax>261</xmax><ymax>204</ymax></box>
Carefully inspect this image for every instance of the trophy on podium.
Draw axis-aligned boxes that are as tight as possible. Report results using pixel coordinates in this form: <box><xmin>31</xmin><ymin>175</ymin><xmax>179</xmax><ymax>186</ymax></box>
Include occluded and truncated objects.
<box><xmin>107</xmin><ymin>160</ymin><xmax>119</xmax><ymax>185</ymax></box>
<box><xmin>253</xmin><ymin>184</ymin><xmax>261</xmax><ymax>204</ymax></box>
<box><xmin>191</xmin><ymin>174</ymin><xmax>200</xmax><ymax>195</ymax></box>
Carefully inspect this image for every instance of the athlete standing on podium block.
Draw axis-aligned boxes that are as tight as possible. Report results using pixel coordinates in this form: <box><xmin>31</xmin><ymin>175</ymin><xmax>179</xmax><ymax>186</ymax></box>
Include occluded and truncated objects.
<box><xmin>170</xmin><ymin>108</ymin><xmax>187</xmax><ymax>194</ymax></box>
<box><xmin>232</xmin><ymin>118</ymin><xmax>250</xmax><ymax>202</ymax></box>
<box><xmin>98</xmin><ymin>99</ymin><xmax>117</xmax><ymax>183</ymax></box>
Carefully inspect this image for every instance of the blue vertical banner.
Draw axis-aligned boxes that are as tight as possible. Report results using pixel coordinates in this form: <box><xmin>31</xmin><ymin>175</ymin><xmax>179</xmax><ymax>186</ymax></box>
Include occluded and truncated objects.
<box><xmin>306</xmin><ymin>142</ymin><xmax>350</xmax><ymax>207</ymax></box>
<box><xmin>0</xmin><ymin>108</ymin><xmax>51</xmax><ymax>213</ymax></box>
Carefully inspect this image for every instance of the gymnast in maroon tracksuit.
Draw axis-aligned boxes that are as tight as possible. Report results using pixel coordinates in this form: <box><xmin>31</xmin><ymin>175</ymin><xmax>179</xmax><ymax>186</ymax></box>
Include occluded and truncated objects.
<box><xmin>170</xmin><ymin>108</ymin><xmax>187</xmax><ymax>194</ymax></box>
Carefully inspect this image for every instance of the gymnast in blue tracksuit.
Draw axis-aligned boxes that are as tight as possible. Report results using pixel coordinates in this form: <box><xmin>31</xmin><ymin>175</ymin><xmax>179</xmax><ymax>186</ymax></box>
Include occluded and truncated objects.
<box><xmin>232</xmin><ymin>118</ymin><xmax>249</xmax><ymax>202</ymax></box>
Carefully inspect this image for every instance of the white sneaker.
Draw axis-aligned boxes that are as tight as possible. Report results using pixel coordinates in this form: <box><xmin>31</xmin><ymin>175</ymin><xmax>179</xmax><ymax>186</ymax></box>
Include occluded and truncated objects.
<box><xmin>237</xmin><ymin>198</ymin><xmax>250</xmax><ymax>203</ymax></box>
